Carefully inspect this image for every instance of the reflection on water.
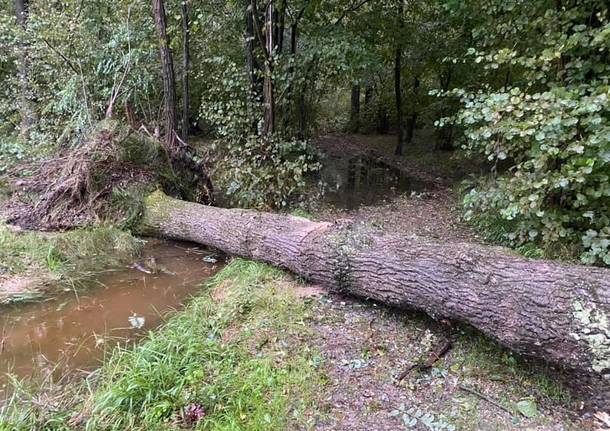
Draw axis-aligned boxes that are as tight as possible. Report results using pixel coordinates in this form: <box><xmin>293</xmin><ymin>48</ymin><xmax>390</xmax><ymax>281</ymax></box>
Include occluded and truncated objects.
<box><xmin>322</xmin><ymin>154</ymin><xmax>415</xmax><ymax>209</ymax></box>
<box><xmin>0</xmin><ymin>240</ymin><xmax>222</xmax><ymax>388</ymax></box>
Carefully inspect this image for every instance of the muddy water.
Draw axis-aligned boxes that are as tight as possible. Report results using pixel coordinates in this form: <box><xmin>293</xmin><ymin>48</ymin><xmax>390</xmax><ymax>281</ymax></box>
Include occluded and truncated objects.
<box><xmin>0</xmin><ymin>241</ymin><xmax>222</xmax><ymax>387</ymax></box>
<box><xmin>322</xmin><ymin>154</ymin><xmax>416</xmax><ymax>209</ymax></box>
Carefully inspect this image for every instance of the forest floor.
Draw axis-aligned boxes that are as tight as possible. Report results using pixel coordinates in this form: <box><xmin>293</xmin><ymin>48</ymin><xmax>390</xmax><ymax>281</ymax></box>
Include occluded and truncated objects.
<box><xmin>1</xmin><ymin>132</ymin><xmax>607</xmax><ymax>430</ymax></box>
<box><xmin>303</xmin><ymin>132</ymin><xmax>594</xmax><ymax>430</ymax></box>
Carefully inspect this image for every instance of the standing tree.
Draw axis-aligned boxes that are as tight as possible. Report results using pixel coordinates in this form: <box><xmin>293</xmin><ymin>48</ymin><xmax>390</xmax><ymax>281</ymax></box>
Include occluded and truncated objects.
<box><xmin>262</xmin><ymin>0</ymin><xmax>275</xmax><ymax>135</ymax></box>
<box><xmin>251</xmin><ymin>0</ymin><xmax>276</xmax><ymax>136</ymax></box>
<box><xmin>153</xmin><ymin>0</ymin><xmax>177</xmax><ymax>145</ymax></box>
<box><xmin>14</xmin><ymin>0</ymin><xmax>36</xmax><ymax>140</ymax></box>
<box><xmin>405</xmin><ymin>75</ymin><xmax>419</xmax><ymax>143</ymax></box>
<box><xmin>180</xmin><ymin>0</ymin><xmax>190</xmax><ymax>140</ymax></box>
<box><xmin>394</xmin><ymin>0</ymin><xmax>406</xmax><ymax>155</ymax></box>
<box><xmin>349</xmin><ymin>82</ymin><xmax>360</xmax><ymax>132</ymax></box>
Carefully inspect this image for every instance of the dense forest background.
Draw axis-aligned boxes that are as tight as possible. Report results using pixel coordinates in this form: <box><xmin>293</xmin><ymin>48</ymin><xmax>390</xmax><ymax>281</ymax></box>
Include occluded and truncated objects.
<box><xmin>0</xmin><ymin>0</ymin><xmax>608</xmax><ymax>265</ymax></box>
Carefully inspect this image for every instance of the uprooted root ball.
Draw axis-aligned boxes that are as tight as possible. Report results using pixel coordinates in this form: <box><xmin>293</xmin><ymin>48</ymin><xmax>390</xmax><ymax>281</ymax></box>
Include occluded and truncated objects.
<box><xmin>2</xmin><ymin>120</ymin><xmax>212</xmax><ymax>230</ymax></box>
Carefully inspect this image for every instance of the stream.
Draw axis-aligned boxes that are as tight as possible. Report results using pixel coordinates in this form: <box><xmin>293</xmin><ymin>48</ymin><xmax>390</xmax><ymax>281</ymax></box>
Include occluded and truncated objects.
<box><xmin>0</xmin><ymin>240</ymin><xmax>222</xmax><ymax>391</ymax></box>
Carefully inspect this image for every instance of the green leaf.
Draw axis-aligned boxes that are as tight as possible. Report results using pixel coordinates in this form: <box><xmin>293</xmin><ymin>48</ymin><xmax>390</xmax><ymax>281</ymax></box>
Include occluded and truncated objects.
<box><xmin>516</xmin><ymin>399</ymin><xmax>538</xmax><ymax>418</ymax></box>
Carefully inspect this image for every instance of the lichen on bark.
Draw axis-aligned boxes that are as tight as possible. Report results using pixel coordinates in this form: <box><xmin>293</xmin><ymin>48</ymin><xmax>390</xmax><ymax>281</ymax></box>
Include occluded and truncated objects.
<box><xmin>571</xmin><ymin>300</ymin><xmax>610</xmax><ymax>375</ymax></box>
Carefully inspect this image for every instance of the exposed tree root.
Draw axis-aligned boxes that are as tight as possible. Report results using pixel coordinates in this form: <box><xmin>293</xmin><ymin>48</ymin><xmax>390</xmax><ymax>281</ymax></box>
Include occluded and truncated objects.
<box><xmin>3</xmin><ymin>120</ymin><xmax>212</xmax><ymax>230</ymax></box>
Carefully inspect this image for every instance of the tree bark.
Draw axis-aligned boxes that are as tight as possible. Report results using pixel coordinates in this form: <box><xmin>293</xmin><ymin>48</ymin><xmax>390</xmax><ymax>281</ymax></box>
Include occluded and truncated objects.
<box><xmin>153</xmin><ymin>0</ymin><xmax>177</xmax><ymax>146</ymax></box>
<box><xmin>180</xmin><ymin>0</ymin><xmax>190</xmax><ymax>141</ymax></box>
<box><xmin>349</xmin><ymin>82</ymin><xmax>360</xmax><ymax>132</ymax></box>
<box><xmin>394</xmin><ymin>1</ymin><xmax>406</xmax><ymax>156</ymax></box>
<box><xmin>14</xmin><ymin>0</ymin><xmax>36</xmax><ymax>140</ymax></box>
<box><xmin>405</xmin><ymin>76</ymin><xmax>419</xmax><ymax>144</ymax></box>
<box><xmin>141</xmin><ymin>191</ymin><xmax>610</xmax><ymax>392</ymax></box>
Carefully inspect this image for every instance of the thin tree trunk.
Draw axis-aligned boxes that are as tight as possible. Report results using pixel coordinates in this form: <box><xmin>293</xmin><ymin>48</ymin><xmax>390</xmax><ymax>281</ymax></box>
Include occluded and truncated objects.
<box><xmin>151</xmin><ymin>0</ymin><xmax>213</xmax><ymax>204</ymax></box>
<box><xmin>14</xmin><ymin>0</ymin><xmax>36</xmax><ymax>140</ymax></box>
<box><xmin>181</xmin><ymin>0</ymin><xmax>190</xmax><ymax>141</ymax></box>
<box><xmin>376</xmin><ymin>105</ymin><xmax>389</xmax><ymax>133</ymax></box>
<box><xmin>262</xmin><ymin>0</ymin><xmax>275</xmax><ymax>136</ymax></box>
<box><xmin>245</xmin><ymin>0</ymin><xmax>263</xmax><ymax>133</ymax></box>
<box><xmin>394</xmin><ymin>1</ymin><xmax>406</xmax><ymax>156</ymax></box>
<box><xmin>153</xmin><ymin>0</ymin><xmax>177</xmax><ymax>146</ymax></box>
<box><xmin>290</xmin><ymin>22</ymin><xmax>306</xmax><ymax>138</ymax></box>
<box><xmin>435</xmin><ymin>66</ymin><xmax>453</xmax><ymax>151</ymax></box>
<box><xmin>405</xmin><ymin>76</ymin><xmax>419</xmax><ymax>143</ymax></box>
<box><xmin>141</xmin><ymin>191</ymin><xmax>610</xmax><ymax>401</ymax></box>
<box><xmin>275</xmin><ymin>0</ymin><xmax>285</xmax><ymax>53</ymax></box>
<box><xmin>349</xmin><ymin>83</ymin><xmax>360</xmax><ymax>132</ymax></box>
<box><xmin>364</xmin><ymin>82</ymin><xmax>373</xmax><ymax>108</ymax></box>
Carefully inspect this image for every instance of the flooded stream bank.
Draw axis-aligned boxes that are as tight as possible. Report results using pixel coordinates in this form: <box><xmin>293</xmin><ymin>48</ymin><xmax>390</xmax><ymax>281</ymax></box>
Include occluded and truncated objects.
<box><xmin>0</xmin><ymin>240</ymin><xmax>222</xmax><ymax>390</ymax></box>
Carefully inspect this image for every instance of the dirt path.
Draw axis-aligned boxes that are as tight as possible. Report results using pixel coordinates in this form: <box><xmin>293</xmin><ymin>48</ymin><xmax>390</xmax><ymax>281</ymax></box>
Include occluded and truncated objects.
<box><xmin>300</xmin><ymin>133</ymin><xmax>599</xmax><ymax>430</ymax></box>
<box><xmin>315</xmin><ymin>131</ymin><xmax>483</xmax><ymax>243</ymax></box>
<box><xmin>305</xmin><ymin>294</ymin><xmax>584</xmax><ymax>430</ymax></box>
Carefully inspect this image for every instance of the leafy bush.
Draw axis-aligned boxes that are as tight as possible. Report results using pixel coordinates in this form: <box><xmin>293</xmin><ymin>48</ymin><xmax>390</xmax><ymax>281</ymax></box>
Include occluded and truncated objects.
<box><xmin>199</xmin><ymin>57</ymin><xmax>321</xmax><ymax>209</ymax></box>
<box><xmin>209</xmin><ymin>134</ymin><xmax>321</xmax><ymax>209</ymax></box>
<box><xmin>441</xmin><ymin>0</ymin><xmax>610</xmax><ymax>265</ymax></box>
<box><xmin>0</xmin><ymin>139</ymin><xmax>26</xmax><ymax>173</ymax></box>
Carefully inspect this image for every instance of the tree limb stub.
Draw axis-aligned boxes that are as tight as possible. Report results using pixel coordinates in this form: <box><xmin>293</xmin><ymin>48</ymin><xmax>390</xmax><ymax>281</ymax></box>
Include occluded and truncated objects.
<box><xmin>140</xmin><ymin>191</ymin><xmax>610</xmax><ymax>386</ymax></box>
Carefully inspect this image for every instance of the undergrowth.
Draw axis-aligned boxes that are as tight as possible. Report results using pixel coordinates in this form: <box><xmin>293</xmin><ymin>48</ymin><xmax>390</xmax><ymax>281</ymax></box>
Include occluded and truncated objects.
<box><xmin>461</xmin><ymin>206</ymin><xmax>580</xmax><ymax>262</ymax></box>
<box><xmin>456</xmin><ymin>179</ymin><xmax>580</xmax><ymax>262</ymax></box>
<box><xmin>0</xmin><ymin>259</ymin><xmax>323</xmax><ymax>430</ymax></box>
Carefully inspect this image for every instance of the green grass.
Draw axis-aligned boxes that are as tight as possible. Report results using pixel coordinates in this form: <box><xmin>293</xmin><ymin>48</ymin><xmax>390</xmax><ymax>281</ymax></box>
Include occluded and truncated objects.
<box><xmin>0</xmin><ymin>223</ymin><xmax>141</xmax><ymax>302</ymax></box>
<box><xmin>0</xmin><ymin>259</ymin><xmax>323</xmax><ymax>430</ymax></box>
<box><xmin>451</xmin><ymin>329</ymin><xmax>571</xmax><ymax>404</ymax></box>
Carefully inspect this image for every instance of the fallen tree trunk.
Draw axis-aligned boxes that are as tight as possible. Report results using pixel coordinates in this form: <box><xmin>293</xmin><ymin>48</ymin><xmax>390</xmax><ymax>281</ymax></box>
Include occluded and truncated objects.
<box><xmin>140</xmin><ymin>192</ymin><xmax>610</xmax><ymax>385</ymax></box>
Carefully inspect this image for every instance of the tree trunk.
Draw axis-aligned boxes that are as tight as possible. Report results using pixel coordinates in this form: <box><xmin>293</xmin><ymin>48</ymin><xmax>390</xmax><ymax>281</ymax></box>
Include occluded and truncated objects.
<box><xmin>141</xmin><ymin>191</ymin><xmax>610</xmax><ymax>398</ymax></box>
<box><xmin>180</xmin><ymin>0</ymin><xmax>190</xmax><ymax>141</ymax></box>
<box><xmin>394</xmin><ymin>1</ymin><xmax>406</xmax><ymax>156</ymax></box>
<box><xmin>153</xmin><ymin>0</ymin><xmax>177</xmax><ymax>146</ymax></box>
<box><xmin>349</xmin><ymin>82</ymin><xmax>360</xmax><ymax>132</ymax></box>
<box><xmin>14</xmin><ymin>0</ymin><xmax>36</xmax><ymax>140</ymax></box>
<box><xmin>275</xmin><ymin>0</ymin><xmax>285</xmax><ymax>54</ymax></box>
<box><xmin>245</xmin><ymin>0</ymin><xmax>263</xmax><ymax>133</ymax></box>
<box><xmin>262</xmin><ymin>0</ymin><xmax>275</xmax><ymax>136</ymax></box>
<box><xmin>376</xmin><ymin>105</ymin><xmax>389</xmax><ymax>134</ymax></box>
<box><xmin>405</xmin><ymin>76</ymin><xmax>419</xmax><ymax>144</ymax></box>
<box><xmin>364</xmin><ymin>82</ymin><xmax>373</xmax><ymax>108</ymax></box>
<box><xmin>289</xmin><ymin>22</ymin><xmax>306</xmax><ymax>138</ymax></box>
<box><xmin>152</xmin><ymin>0</ymin><xmax>213</xmax><ymax>205</ymax></box>
<box><xmin>435</xmin><ymin>66</ymin><xmax>454</xmax><ymax>151</ymax></box>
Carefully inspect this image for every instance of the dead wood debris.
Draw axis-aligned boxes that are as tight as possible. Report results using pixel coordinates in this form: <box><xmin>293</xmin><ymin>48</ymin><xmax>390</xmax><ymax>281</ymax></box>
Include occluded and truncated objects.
<box><xmin>397</xmin><ymin>319</ymin><xmax>453</xmax><ymax>381</ymax></box>
<box><xmin>397</xmin><ymin>337</ymin><xmax>452</xmax><ymax>381</ymax></box>
<box><xmin>457</xmin><ymin>384</ymin><xmax>518</xmax><ymax>417</ymax></box>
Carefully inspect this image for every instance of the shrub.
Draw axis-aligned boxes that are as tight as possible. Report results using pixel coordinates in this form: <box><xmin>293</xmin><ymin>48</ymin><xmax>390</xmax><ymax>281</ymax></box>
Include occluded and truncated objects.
<box><xmin>199</xmin><ymin>57</ymin><xmax>321</xmax><ymax>209</ymax></box>
<box><xmin>441</xmin><ymin>0</ymin><xmax>610</xmax><ymax>265</ymax></box>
